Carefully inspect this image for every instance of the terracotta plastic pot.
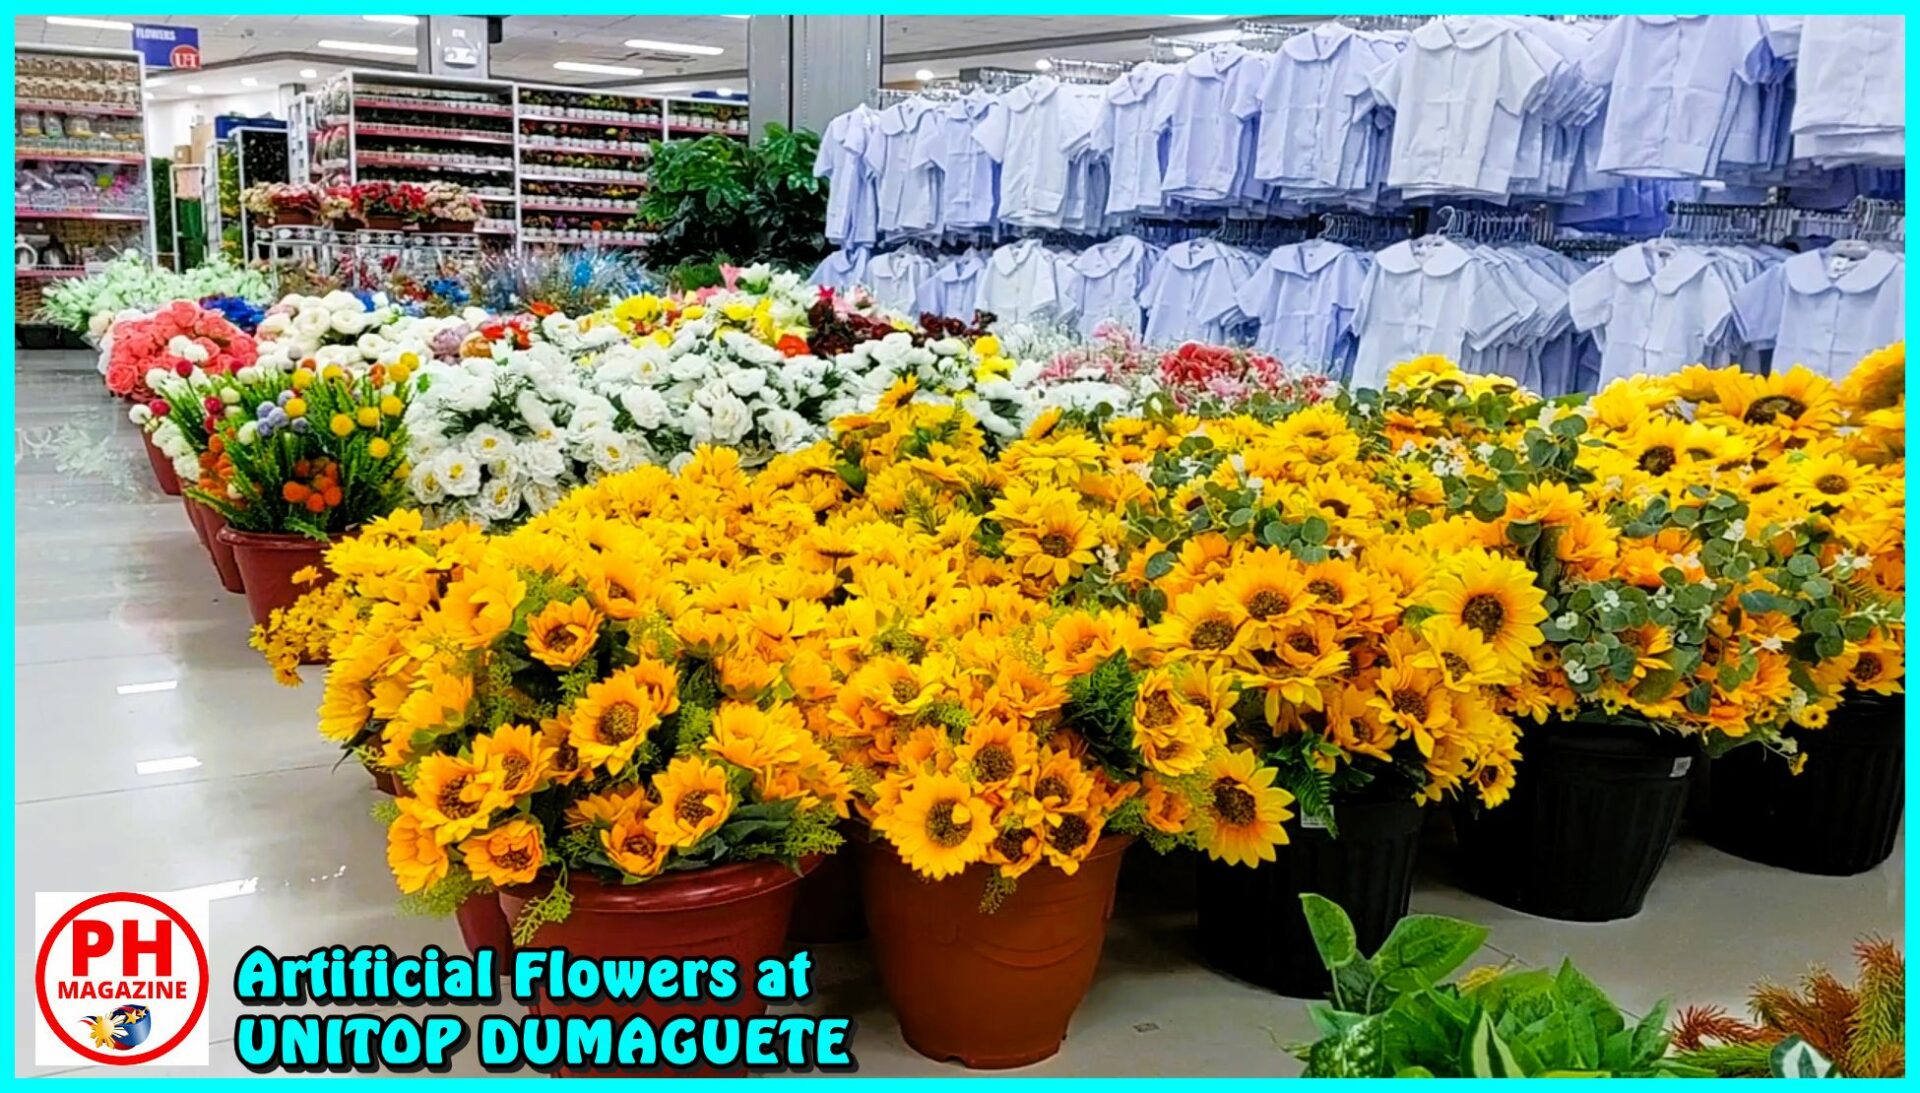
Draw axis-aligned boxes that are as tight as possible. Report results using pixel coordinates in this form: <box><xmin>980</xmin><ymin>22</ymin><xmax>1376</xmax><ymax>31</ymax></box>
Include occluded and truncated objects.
<box><xmin>455</xmin><ymin>892</ymin><xmax>514</xmax><ymax>963</ymax></box>
<box><xmin>274</xmin><ymin>208</ymin><xmax>316</xmax><ymax>225</ymax></box>
<box><xmin>787</xmin><ymin>826</ymin><xmax>866</xmax><ymax>943</ymax></box>
<box><xmin>1454</xmin><ymin>718</ymin><xmax>1698</xmax><ymax>922</ymax></box>
<box><xmin>1705</xmin><ymin>695</ymin><xmax>1905</xmax><ymax>875</ymax></box>
<box><xmin>859</xmin><ymin>831</ymin><xmax>1132</xmax><ymax>1069</ymax></box>
<box><xmin>1197</xmin><ymin>798</ymin><xmax>1423</xmax><ymax>997</ymax></box>
<box><xmin>497</xmin><ymin>859</ymin><xmax>815</xmax><ymax>1077</ymax></box>
<box><xmin>192</xmin><ymin>502</ymin><xmax>246</xmax><ymax>594</ymax></box>
<box><xmin>218</xmin><ymin>527</ymin><xmax>337</xmax><ymax>628</ymax></box>
<box><xmin>430</xmin><ymin>219</ymin><xmax>477</xmax><ymax>233</ymax></box>
<box><xmin>181</xmin><ymin>492</ymin><xmax>211</xmax><ymax>551</ymax></box>
<box><xmin>368</xmin><ymin>768</ymin><xmax>401</xmax><ymax>796</ymax></box>
<box><xmin>141</xmin><ymin>431</ymin><xmax>182</xmax><ymax>495</ymax></box>
<box><xmin>362</xmin><ymin>215</ymin><xmax>407</xmax><ymax>231</ymax></box>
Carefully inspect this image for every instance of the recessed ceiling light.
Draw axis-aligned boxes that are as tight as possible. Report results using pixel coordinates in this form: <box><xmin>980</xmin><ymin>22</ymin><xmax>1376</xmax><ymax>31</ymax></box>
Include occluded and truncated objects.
<box><xmin>46</xmin><ymin>16</ymin><xmax>134</xmax><ymax>30</ymax></box>
<box><xmin>622</xmin><ymin>38</ymin><xmax>724</xmax><ymax>56</ymax></box>
<box><xmin>136</xmin><ymin>756</ymin><xmax>203</xmax><ymax>775</ymax></box>
<box><xmin>241</xmin><ymin>77</ymin><xmax>259</xmax><ymax>87</ymax></box>
<box><xmin>187</xmin><ymin>83</ymin><xmax>205</xmax><ymax>93</ymax></box>
<box><xmin>363</xmin><ymin>14</ymin><xmax>419</xmax><ymax>25</ymax></box>
<box><xmin>317</xmin><ymin>39</ymin><xmax>418</xmax><ymax>57</ymax></box>
<box><xmin>1034</xmin><ymin>58</ymin><xmax>1054</xmax><ymax>71</ymax></box>
<box><xmin>554</xmin><ymin>61</ymin><xmax>645</xmax><ymax>77</ymax></box>
<box><xmin>299</xmin><ymin>68</ymin><xmax>318</xmax><ymax>78</ymax></box>
<box><xmin>914</xmin><ymin>69</ymin><xmax>936</xmax><ymax>81</ymax></box>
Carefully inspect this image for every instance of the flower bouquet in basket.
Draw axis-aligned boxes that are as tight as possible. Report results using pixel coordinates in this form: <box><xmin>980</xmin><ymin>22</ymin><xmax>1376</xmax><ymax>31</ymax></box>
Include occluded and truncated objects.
<box><xmin>350</xmin><ymin>180</ymin><xmax>429</xmax><ymax>229</ymax></box>
<box><xmin>1124</xmin><ymin>365</ymin><xmax>1545</xmax><ymax>997</ymax></box>
<box><xmin>240</xmin><ymin>182</ymin><xmax>324</xmax><ymax>225</ymax></box>
<box><xmin>420</xmin><ymin>182</ymin><xmax>484</xmax><ymax>232</ymax></box>
<box><xmin>190</xmin><ymin>355</ymin><xmax>414</xmax><ymax>632</ymax></box>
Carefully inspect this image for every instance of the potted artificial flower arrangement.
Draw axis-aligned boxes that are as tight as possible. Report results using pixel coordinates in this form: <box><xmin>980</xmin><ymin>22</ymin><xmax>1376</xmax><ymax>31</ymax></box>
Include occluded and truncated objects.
<box><xmin>349</xmin><ymin>181</ymin><xmax>429</xmax><ymax>231</ymax></box>
<box><xmin>1693</xmin><ymin>349</ymin><xmax>1906</xmax><ymax>876</ymax></box>
<box><xmin>1131</xmin><ymin>374</ymin><xmax>1544</xmax><ymax>997</ymax></box>
<box><xmin>241</xmin><ymin>182</ymin><xmax>325</xmax><ymax>226</ymax></box>
<box><xmin>421</xmin><ymin>182</ymin><xmax>484</xmax><ymax>233</ymax></box>
<box><xmin>814</xmin><ymin>392</ymin><xmax>1296</xmax><ymax>1067</ymax></box>
<box><xmin>193</xmin><ymin>356</ymin><xmax>414</xmax><ymax>626</ymax></box>
<box><xmin>1419</xmin><ymin>359</ymin><xmax>1891</xmax><ymax>920</ymax></box>
<box><xmin>272</xmin><ymin>455</ymin><xmax>853</xmax><ymax>1076</ymax></box>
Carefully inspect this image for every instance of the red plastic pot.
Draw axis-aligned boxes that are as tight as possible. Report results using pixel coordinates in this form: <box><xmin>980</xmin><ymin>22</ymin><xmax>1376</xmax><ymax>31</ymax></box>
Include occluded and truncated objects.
<box><xmin>859</xmin><ymin>832</ymin><xmax>1132</xmax><ymax>1069</ymax></box>
<box><xmin>192</xmin><ymin>502</ymin><xmax>246</xmax><ymax>594</ymax></box>
<box><xmin>368</xmin><ymin>767</ymin><xmax>401</xmax><ymax>796</ymax></box>
<box><xmin>141</xmin><ymin>431</ymin><xmax>182</xmax><ymax>495</ymax></box>
<box><xmin>218</xmin><ymin>527</ymin><xmax>337</xmax><ymax>628</ymax></box>
<box><xmin>498</xmin><ymin>860</ymin><xmax>815</xmax><ymax>1077</ymax></box>
<box><xmin>181</xmin><ymin>492</ymin><xmax>211</xmax><ymax>551</ymax></box>
<box><xmin>455</xmin><ymin>892</ymin><xmax>514</xmax><ymax>962</ymax></box>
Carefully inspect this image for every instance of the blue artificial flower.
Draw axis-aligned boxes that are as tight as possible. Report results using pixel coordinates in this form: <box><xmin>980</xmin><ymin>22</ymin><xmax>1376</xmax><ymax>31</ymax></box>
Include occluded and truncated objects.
<box><xmin>257</xmin><ymin>420</ymin><xmax>276</xmax><ymax>439</ymax></box>
<box><xmin>276</xmin><ymin>389</ymin><xmax>294</xmax><ymax>406</ymax></box>
<box><xmin>267</xmin><ymin>408</ymin><xmax>290</xmax><ymax>428</ymax></box>
<box><xmin>256</xmin><ymin>401</ymin><xmax>276</xmax><ymax>419</ymax></box>
<box><xmin>290</xmin><ymin>417</ymin><xmax>312</xmax><ymax>435</ymax></box>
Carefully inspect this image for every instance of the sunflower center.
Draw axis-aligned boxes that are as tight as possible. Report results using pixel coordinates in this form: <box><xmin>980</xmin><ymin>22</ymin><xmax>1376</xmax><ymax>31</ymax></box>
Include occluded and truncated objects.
<box><xmin>1210</xmin><ymin>779</ymin><xmax>1257</xmax><ymax>827</ymax></box>
<box><xmin>1745</xmin><ymin>395</ymin><xmax>1807</xmax><ymax>424</ymax></box>
<box><xmin>1067</xmin><ymin>634</ymin><xmax>1097</xmax><ymax>658</ymax></box>
<box><xmin>1034</xmin><ymin>774</ymin><xmax>1071</xmax><ymax>803</ymax></box>
<box><xmin>890</xmin><ymin>678</ymin><xmax>919</xmax><ymax>704</ymax></box>
<box><xmin>496</xmin><ymin>846</ymin><xmax>533</xmax><ymax>872</ymax></box>
<box><xmin>1049</xmin><ymin>813</ymin><xmax>1092</xmax><ymax>853</ymax></box>
<box><xmin>438</xmin><ymin>774</ymin><xmax>480</xmax><ymax>819</ymax></box>
<box><xmin>1391</xmin><ymin>689</ymin><xmax>1430</xmax><ymax>721</ymax></box>
<box><xmin>992</xmin><ymin>826</ymin><xmax>1034</xmax><ymax>861</ymax></box>
<box><xmin>598</xmin><ymin>702</ymin><xmax>641</xmax><ymax>743</ymax></box>
<box><xmin>1306</xmin><ymin>579</ymin><xmax>1342</xmax><ymax>603</ymax></box>
<box><xmin>973</xmin><ymin>742</ymin><xmax>1016</xmax><ymax>782</ymax></box>
<box><xmin>1441</xmin><ymin>652</ymin><xmax>1471</xmax><ymax>678</ymax></box>
<box><xmin>543</xmin><ymin>626</ymin><xmax>578</xmax><ymax>652</ymax></box>
<box><xmin>1039</xmin><ymin>532</ymin><xmax>1075</xmax><ymax>558</ymax></box>
<box><xmin>554</xmin><ymin>743</ymin><xmax>581</xmax><ymax>772</ymax></box>
<box><xmin>1141</xmin><ymin>691</ymin><xmax>1178</xmax><ymax>729</ymax></box>
<box><xmin>1461</xmin><ymin>594</ymin><xmax>1507</xmax><ymax>641</ymax></box>
<box><xmin>1814</xmin><ymin>474</ymin><xmax>1849</xmax><ymax>495</ymax></box>
<box><xmin>676</xmin><ymin>792</ymin><xmax>715</xmax><ymax>826</ymax></box>
<box><xmin>925</xmin><ymin>799</ymin><xmax>973</xmax><ymax>847</ymax></box>
<box><xmin>1191</xmin><ymin>618</ymin><xmax>1236</xmax><ymax>651</ymax></box>
<box><xmin>1246</xmin><ymin>589</ymin><xmax>1289</xmax><ymax>619</ymax></box>
<box><xmin>1852</xmin><ymin>654</ymin><xmax>1883</xmax><ymax>683</ymax></box>
<box><xmin>1286</xmin><ymin>631</ymin><xmax>1320</xmax><ymax>656</ymax></box>
<box><xmin>1637</xmin><ymin>446</ymin><xmax>1677</xmax><ymax>474</ymax></box>
<box><xmin>621</xmin><ymin>831</ymin><xmax>658</xmax><ymax>858</ymax></box>
<box><xmin>1322</xmin><ymin>499</ymin><xmax>1351</xmax><ymax>518</ymax></box>
<box><xmin>501</xmin><ymin>754</ymin><xmax>531</xmax><ymax>787</ymax></box>
<box><xmin>1477</xmin><ymin>766</ymin><xmax>1504</xmax><ymax>788</ymax></box>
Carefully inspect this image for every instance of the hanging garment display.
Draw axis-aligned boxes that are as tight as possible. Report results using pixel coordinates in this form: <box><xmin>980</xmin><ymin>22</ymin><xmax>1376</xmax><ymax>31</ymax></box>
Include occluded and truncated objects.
<box><xmin>1766</xmin><ymin>15</ymin><xmax>1907</xmax><ymax>169</ymax></box>
<box><xmin>1731</xmin><ymin>244</ymin><xmax>1905</xmax><ymax>381</ymax></box>
<box><xmin>1230</xmin><ymin>238</ymin><xmax>1372</xmax><ymax>377</ymax></box>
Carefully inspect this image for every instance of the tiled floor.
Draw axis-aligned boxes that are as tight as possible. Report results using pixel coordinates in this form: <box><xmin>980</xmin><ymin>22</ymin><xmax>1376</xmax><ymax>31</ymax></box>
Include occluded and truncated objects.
<box><xmin>15</xmin><ymin>350</ymin><xmax>1905</xmax><ymax>1077</ymax></box>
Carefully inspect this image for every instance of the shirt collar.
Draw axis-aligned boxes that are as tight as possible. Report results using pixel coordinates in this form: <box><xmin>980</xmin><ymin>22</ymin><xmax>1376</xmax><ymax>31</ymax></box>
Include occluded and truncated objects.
<box><xmin>1784</xmin><ymin>249</ymin><xmax>1900</xmax><ymax>295</ymax></box>
<box><xmin>877</xmin><ymin>99</ymin><xmax>930</xmax><ymax>136</ymax></box>
<box><xmin>937</xmin><ymin>254</ymin><xmax>983</xmax><ymax>281</ymax></box>
<box><xmin>1376</xmin><ymin>237</ymin><xmax>1472</xmax><ymax>277</ymax></box>
<box><xmin>1108</xmin><ymin>61</ymin><xmax>1176</xmax><ymax>105</ymax></box>
<box><xmin>1268</xmin><ymin>239</ymin><xmax>1350</xmax><ymax>277</ymax></box>
<box><xmin>1650</xmin><ymin>249</ymin><xmax>1715</xmax><ymax>294</ymax></box>
<box><xmin>1413</xmin><ymin>16</ymin><xmax>1508</xmax><ymax>51</ymax></box>
<box><xmin>1006</xmin><ymin>76</ymin><xmax>1058</xmax><ymax>110</ymax></box>
<box><xmin>1187</xmin><ymin>45</ymin><xmax>1250</xmax><ymax>80</ymax></box>
<box><xmin>1166</xmin><ymin>239</ymin><xmax>1226</xmax><ymax>271</ymax></box>
<box><xmin>1072</xmin><ymin>235</ymin><xmax>1144</xmax><ymax>278</ymax></box>
<box><xmin>991</xmin><ymin>238</ymin><xmax>1044</xmax><ymax>273</ymax></box>
<box><xmin>1283</xmin><ymin>23</ymin><xmax>1355</xmax><ymax>62</ymax></box>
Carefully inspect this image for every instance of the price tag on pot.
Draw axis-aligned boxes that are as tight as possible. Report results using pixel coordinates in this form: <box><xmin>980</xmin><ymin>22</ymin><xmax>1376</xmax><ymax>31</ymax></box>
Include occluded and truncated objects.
<box><xmin>1670</xmin><ymin>756</ymin><xmax>1693</xmax><ymax>778</ymax></box>
<box><xmin>1299</xmin><ymin>811</ymin><xmax>1330</xmax><ymax>830</ymax></box>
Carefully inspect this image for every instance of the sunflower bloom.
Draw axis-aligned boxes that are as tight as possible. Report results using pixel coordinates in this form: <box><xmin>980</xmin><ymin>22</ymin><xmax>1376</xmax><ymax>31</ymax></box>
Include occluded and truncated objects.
<box><xmin>524</xmin><ymin>597</ymin><xmax>604</xmax><ymax>670</ymax></box>
<box><xmin>1194</xmin><ymin>749</ymin><xmax>1294</xmax><ymax>866</ymax></box>
<box><xmin>460</xmin><ymin>819</ymin><xmax>544</xmax><ymax>887</ymax></box>
<box><xmin>386</xmin><ymin>812</ymin><xmax>450</xmax><ymax>894</ymax></box>
<box><xmin>648</xmin><ymin>757</ymin><xmax>736</xmax><ymax>848</ymax></box>
<box><xmin>878</xmin><ymin>772</ymin><xmax>994</xmax><ymax>880</ymax></box>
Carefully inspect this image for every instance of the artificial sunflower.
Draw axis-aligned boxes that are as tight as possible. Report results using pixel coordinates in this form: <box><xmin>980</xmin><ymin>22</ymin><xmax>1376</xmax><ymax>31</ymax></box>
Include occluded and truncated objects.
<box><xmin>406</xmin><ymin>754</ymin><xmax>515</xmax><ymax>845</ymax></box>
<box><xmin>459</xmin><ymin>818</ymin><xmax>544</xmax><ymax>887</ymax></box>
<box><xmin>471</xmin><ymin>722</ymin><xmax>554</xmax><ymax>799</ymax></box>
<box><xmin>1003</xmin><ymin>500</ymin><xmax>1101</xmax><ymax>586</ymax></box>
<box><xmin>1153</xmin><ymin>585</ymin><xmax>1244</xmax><ymax>662</ymax></box>
<box><xmin>1192</xmin><ymin>749</ymin><xmax>1294</xmax><ymax>866</ymax></box>
<box><xmin>568</xmin><ymin>661</ymin><xmax>675</xmax><ymax>774</ymax></box>
<box><xmin>600</xmin><ymin>811</ymin><xmax>670</xmax><ymax>879</ymax></box>
<box><xmin>880</xmin><ymin>771</ymin><xmax>996</xmax><ymax>880</ymax></box>
<box><xmin>1422</xmin><ymin>551</ymin><xmax>1548</xmax><ymax>677</ymax></box>
<box><xmin>386</xmin><ymin>811</ymin><xmax>450</xmax><ymax>894</ymax></box>
<box><xmin>1041</xmin><ymin>807</ymin><xmax>1106</xmax><ymax>874</ymax></box>
<box><xmin>954</xmin><ymin>715</ymin><xmax>1035</xmax><ymax>792</ymax></box>
<box><xmin>524</xmin><ymin>597</ymin><xmax>604</xmax><ymax>670</ymax></box>
<box><xmin>648</xmin><ymin>756</ymin><xmax>736</xmax><ymax>848</ymax></box>
<box><xmin>982</xmin><ymin>815</ymin><xmax>1046</xmax><ymax>879</ymax></box>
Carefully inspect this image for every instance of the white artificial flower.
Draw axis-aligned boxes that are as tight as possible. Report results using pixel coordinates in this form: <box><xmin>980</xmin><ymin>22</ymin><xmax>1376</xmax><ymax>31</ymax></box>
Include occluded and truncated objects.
<box><xmin>515</xmin><ymin>439</ymin><xmax>566</xmax><ymax>483</ymax></box>
<box><xmin>128</xmin><ymin>404</ymin><xmax>152</xmax><ymax>426</ymax></box>
<box><xmin>585</xmin><ymin>429</ymin><xmax>637</xmax><ymax>474</ymax></box>
<box><xmin>329</xmin><ymin>309</ymin><xmax>367</xmax><ymax>337</ymax></box>
<box><xmin>703</xmin><ymin>392</ymin><xmax>753</xmax><ymax>446</ymax></box>
<box><xmin>431</xmin><ymin>449</ymin><xmax>482</xmax><ymax>497</ymax></box>
<box><xmin>472</xmin><ymin>476</ymin><xmax>523</xmax><ymax>524</ymax></box>
<box><xmin>620</xmin><ymin>387</ymin><xmax>670</xmax><ymax>431</ymax></box>
<box><xmin>760</xmin><ymin>408</ymin><xmax>811</xmax><ymax>453</ymax></box>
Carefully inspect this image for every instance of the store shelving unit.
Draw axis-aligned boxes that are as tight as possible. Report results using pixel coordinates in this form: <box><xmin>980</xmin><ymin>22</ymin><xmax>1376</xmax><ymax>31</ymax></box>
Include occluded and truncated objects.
<box><xmin>660</xmin><ymin>95</ymin><xmax>751</xmax><ymax>141</ymax></box>
<box><xmin>314</xmin><ymin>69</ymin><xmax>520</xmax><ymax>239</ymax></box>
<box><xmin>231</xmin><ymin>125</ymin><xmax>290</xmax><ymax>261</ymax></box>
<box><xmin>511</xmin><ymin>82</ymin><xmax>662</xmax><ymax>250</ymax></box>
<box><xmin>14</xmin><ymin>43</ymin><xmax>154</xmax><ymax>330</ymax></box>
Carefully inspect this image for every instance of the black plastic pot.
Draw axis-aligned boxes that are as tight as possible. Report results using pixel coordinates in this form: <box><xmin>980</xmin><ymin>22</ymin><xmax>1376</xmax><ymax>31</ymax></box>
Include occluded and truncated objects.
<box><xmin>1196</xmin><ymin>798</ymin><xmax>1423</xmax><ymax>998</ymax></box>
<box><xmin>1704</xmin><ymin>696</ymin><xmax>1905</xmax><ymax>876</ymax></box>
<box><xmin>1454</xmin><ymin>719</ymin><xmax>1698</xmax><ymax>922</ymax></box>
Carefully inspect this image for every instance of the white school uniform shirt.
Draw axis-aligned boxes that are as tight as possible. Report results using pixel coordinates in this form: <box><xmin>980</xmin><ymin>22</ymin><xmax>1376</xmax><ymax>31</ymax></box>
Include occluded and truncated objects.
<box><xmin>915</xmin><ymin>253</ymin><xmax>986</xmax><ymax>321</ymax></box>
<box><xmin>1232</xmin><ymin>240</ymin><xmax>1370</xmax><ymax>374</ymax></box>
<box><xmin>1768</xmin><ymin>16</ymin><xmax>1907</xmax><ymax>167</ymax></box>
<box><xmin>815</xmin><ymin>106</ymin><xmax>879</xmax><ymax>246</ymax></box>
<box><xmin>807</xmin><ymin>249</ymin><xmax>871</xmax><ymax>294</ymax></box>
<box><xmin>973</xmin><ymin>78</ymin><xmax>1102</xmax><ymax>230</ymax></box>
<box><xmin>974</xmin><ymin>239</ymin><xmax>1071</xmax><ymax>325</ymax></box>
<box><xmin>1566</xmin><ymin>245</ymin><xmax>1737</xmax><ymax>386</ymax></box>
<box><xmin>1348</xmin><ymin>237</ymin><xmax>1531</xmax><ymax>391</ymax></box>
<box><xmin>1067</xmin><ymin>235</ymin><xmax>1158</xmax><ymax>338</ymax></box>
<box><xmin>912</xmin><ymin>94</ymin><xmax>999</xmax><ymax>230</ymax></box>
<box><xmin>869</xmin><ymin>99</ymin><xmax>942</xmax><ymax>237</ymax></box>
<box><xmin>865</xmin><ymin>251</ymin><xmax>936</xmax><ymax>316</ymax></box>
<box><xmin>1580</xmin><ymin>16</ymin><xmax>1772</xmax><ymax>179</ymax></box>
<box><xmin>1373</xmin><ymin>18</ymin><xmax>1549</xmax><ymax>198</ymax></box>
<box><xmin>1139</xmin><ymin>239</ymin><xmax>1253</xmax><ymax>345</ymax></box>
<box><xmin>1089</xmin><ymin>62</ymin><xmax>1179</xmax><ymax>217</ymax></box>
<box><xmin>1160</xmin><ymin>46</ymin><xmax>1269</xmax><ymax>204</ymax></box>
<box><xmin>1731</xmin><ymin>249</ymin><xmax>1905</xmax><ymax>381</ymax></box>
<box><xmin>1253</xmin><ymin>25</ymin><xmax>1397</xmax><ymax>190</ymax></box>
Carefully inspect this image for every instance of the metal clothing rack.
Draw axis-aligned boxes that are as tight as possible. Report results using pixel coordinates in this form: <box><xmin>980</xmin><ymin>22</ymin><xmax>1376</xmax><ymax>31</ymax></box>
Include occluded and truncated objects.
<box><xmin>1426</xmin><ymin>204</ymin><xmax>1554</xmax><ymax>243</ymax></box>
<box><xmin>1661</xmin><ymin>201</ymin><xmax>1791</xmax><ymax>243</ymax></box>
<box><xmin>1319</xmin><ymin>212</ymin><xmax>1416</xmax><ymax>247</ymax></box>
<box><xmin>1038</xmin><ymin>57</ymin><xmax>1130</xmax><ymax>82</ymax></box>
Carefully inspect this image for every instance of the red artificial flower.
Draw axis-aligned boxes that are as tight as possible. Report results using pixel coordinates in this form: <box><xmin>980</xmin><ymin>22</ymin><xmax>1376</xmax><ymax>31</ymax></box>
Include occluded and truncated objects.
<box><xmin>776</xmin><ymin>334</ymin><xmax>811</xmax><ymax>358</ymax></box>
<box><xmin>528</xmin><ymin>302</ymin><xmax>557</xmax><ymax>318</ymax></box>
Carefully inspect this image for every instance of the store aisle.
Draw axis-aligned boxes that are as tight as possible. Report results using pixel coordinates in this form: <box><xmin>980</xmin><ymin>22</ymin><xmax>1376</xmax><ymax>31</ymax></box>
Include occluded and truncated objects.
<box><xmin>13</xmin><ymin>350</ymin><xmax>1902</xmax><ymax>1077</ymax></box>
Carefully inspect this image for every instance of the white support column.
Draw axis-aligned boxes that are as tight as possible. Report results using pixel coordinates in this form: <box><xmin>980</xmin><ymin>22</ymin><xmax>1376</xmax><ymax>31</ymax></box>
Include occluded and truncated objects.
<box><xmin>416</xmin><ymin>16</ymin><xmax>491</xmax><ymax>79</ymax></box>
<box><xmin>747</xmin><ymin>15</ymin><xmax>881</xmax><ymax>139</ymax></box>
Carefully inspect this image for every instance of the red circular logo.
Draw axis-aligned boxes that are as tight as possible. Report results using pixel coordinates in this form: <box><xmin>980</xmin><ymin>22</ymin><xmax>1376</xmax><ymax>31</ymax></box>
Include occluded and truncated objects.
<box><xmin>36</xmin><ymin>893</ymin><xmax>210</xmax><ymax>1066</ymax></box>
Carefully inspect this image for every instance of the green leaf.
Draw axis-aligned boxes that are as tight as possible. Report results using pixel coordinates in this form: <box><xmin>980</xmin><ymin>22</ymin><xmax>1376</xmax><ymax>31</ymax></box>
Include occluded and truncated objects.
<box><xmin>1555</xmin><ymin>960</ymin><xmax>1624</xmax><ymax>1042</ymax></box>
<box><xmin>1787</xmin><ymin>553</ymin><xmax>1820</xmax><ymax>577</ymax></box>
<box><xmin>1144</xmin><ymin>550</ymin><xmax>1175</xmax><ymax>580</ymax></box>
<box><xmin>1628</xmin><ymin>998</ymin><xmax>1672</xmax><ymax>1067</ymax></box>
<box><xmin>1370</xmin><ymin>914</ymin><xmax>1490</xmax><ymax>992</ymax></box>
<box><xmin>1300</xmin><ymin>893</ymin><xmax>1360</xmax><ymax>969</ymax></box>
<box><xmin>1300</xmin><ymin>516</ymin><xmax>1331</xmax><ymax>545</ymax></box>
<box><xmin>1304</xmin><ymin>1013</ymin><xmax>1391</xmax><ymax>1077</ymax></box>
<box><xmin>1464</xmin><ymin>1010</ymin><xmax>1525</xmax><ymax>1077</ymax></box>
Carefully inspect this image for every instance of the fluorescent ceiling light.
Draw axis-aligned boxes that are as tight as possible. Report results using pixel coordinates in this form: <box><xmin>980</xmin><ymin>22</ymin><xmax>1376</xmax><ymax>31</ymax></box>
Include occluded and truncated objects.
<box><xmin>299</xmin><ymin>68</ymin><xmax>318</xmax><ymax>78</ymax></box>
<box><xmin>116</xmin><ymin>679</ymin><xmax>178</xmax><ymax>695</ymax></box>
<box><xmin>914</xmin><ymin>68</ymin><xmax>935</xmax><ymax>81</ymax></box>
<box><xmin>554</xmin><ymin>61</ymin><xmax>645</xmax><ymax>77</ymax></box>
<box><xmin>622</xmin><ymin>38</ymin><xmax>724</xmax><ymax>56</ymax></box>
<box><xmin>1034</xmin><ymin>58</ymin><xmax>1054</xmax><ymax>71</ymax></box>
<box><xmin>46</xmin><ymin>16</ymin><xmax>134</xmax><ymax>30</ymax></box>
<box><xmin>241</xmin><ymin>77</ymin><xmax>259</xmax><ymax>87</ymax></box>
<box><xmin>1172</xmin><ymin>15</ymin><xmax>1233</xmax><ymax>19</ymax></box>
<box><xmin>363</xmin><ymin>14</ymin><xmax>419</xmax><ymax>25</ymax></box>
<box><xmin>317</xmin><ymin>39</ymin><xmax>418</xmax><ymax>57</ymax></box>
<box><xmin>136</xmin><ymin>756</ymin><xmax>203</xmax><ymax>775</ymax></box>
<box><xmin>187</xmin><ymin>83</ymin><xmax>205</xmax><ymax>93</ymax></box>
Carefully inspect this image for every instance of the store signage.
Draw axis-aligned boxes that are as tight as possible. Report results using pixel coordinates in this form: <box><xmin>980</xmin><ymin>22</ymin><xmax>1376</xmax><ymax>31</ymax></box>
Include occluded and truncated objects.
<box><xmin>131</xmin><ymin>25</ymin><xmax>200</xmax><ymax>70</ymax></box>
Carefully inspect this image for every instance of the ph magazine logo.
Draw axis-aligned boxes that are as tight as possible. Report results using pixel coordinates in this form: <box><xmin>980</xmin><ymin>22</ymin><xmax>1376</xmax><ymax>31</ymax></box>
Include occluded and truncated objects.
<box><xmin>35</xmin><ymin>892</ymin><xmax>212</xmax><ymax>1066</ymax></box>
